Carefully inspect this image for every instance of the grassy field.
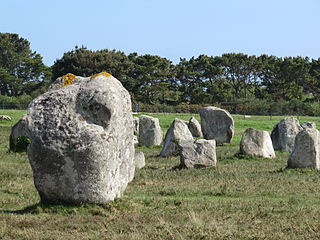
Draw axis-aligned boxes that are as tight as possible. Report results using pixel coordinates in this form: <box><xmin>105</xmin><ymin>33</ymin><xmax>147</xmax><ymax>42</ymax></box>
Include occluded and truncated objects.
<box><xmin>1</xmin><ymin>110</ymin><xmax>320</xmax><ymax>239</ymax></box>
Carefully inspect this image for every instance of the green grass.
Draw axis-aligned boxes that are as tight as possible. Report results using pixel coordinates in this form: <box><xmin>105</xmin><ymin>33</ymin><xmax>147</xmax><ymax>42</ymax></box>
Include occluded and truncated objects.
<box><xmin>1</xmin><ymin>110</ymin><xmax>320</xmax><ymax>239</ymax></box>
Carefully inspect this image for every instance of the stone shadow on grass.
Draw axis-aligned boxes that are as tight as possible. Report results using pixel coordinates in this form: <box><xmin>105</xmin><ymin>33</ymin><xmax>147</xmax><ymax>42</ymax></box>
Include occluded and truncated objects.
<box><xmin>0</xmin><ymin>201</ymin><xmax>96</xmax><ymax>215</ymax></box>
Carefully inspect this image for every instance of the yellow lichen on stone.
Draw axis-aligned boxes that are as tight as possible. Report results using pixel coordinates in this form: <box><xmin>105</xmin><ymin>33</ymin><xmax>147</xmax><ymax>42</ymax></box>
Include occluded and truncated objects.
<box><xmin>90</xmin><ymin>72</ymin><xmax>112</xmax><ymax>79</ymax></box>
<box><xmin>61</xmin><ymin>73</ymin><xmax>77</xmax><ymax>87</ymax></box>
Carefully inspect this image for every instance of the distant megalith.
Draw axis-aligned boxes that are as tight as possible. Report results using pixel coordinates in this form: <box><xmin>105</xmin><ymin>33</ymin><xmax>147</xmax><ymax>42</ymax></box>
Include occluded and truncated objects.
<box><xmin>160</xmin><ymin>118</ymin><xmax>194</xmax><ymax>157</ymax></box>
<box><xmin>188</xmin><ymin>117</ymin><xmax>203</xmax><ymax>138</ymax></box>
<box><xmin>9</xmin><ymin>114</ymin><xmax>30</xmax><ymax>152</ymax></box>
<box><xmin>134</xmin><ymin>151</ymin><xmax>145</xmax><ymax>169</ymax></box>
<box><xmin>138</xmin><ymin>115</ymin><xmax>162</xmax><ymax>146</ymax></box>
<box><xmin>271</xmin><ymin>117</ymin><xmax>303</xmax><ymax>152</ymax></box>
<box><xmin>288</xmin><ymin>128</ymin><xmax>320</xmax><ymax>169</ymax></box>
<box><xmin>240</xmin><ymin>128</ymin><xmax>275</xmax><ymax>159</ymax></box>
<box><xmin>199</xmin><ymin>106</ymin><xmax>234</xmax><ymax>144</ymax></box>
<box><xmin>133</xmin><ymin>117</ymin><xmax>139</xmax><ymax>135</ymax></box>
<box><xmin>179</xmin><ymin>139</ymin><xmax>217</xmax><ymax>168</ymax></box>
<box><xmin>301</xmin><ymin>122</ymin><xmax>316</xmax><ymax>130</ymax></box>
<box><xmin>0</xmin><ymin>115</ymin><xmax>11</xmax><ymax>121</ymax></box>
<box><xmin>26</xmin><ymin>73</ymin><xmax>135</xmax><ymax>204</ymax></box>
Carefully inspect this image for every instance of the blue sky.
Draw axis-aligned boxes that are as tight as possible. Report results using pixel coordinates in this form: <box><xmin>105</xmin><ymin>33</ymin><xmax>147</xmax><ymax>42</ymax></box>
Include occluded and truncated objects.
<box><xmin>2</xmin><ymin>0</ymin><xmax>320</xmax><ymax>66</ymax></box>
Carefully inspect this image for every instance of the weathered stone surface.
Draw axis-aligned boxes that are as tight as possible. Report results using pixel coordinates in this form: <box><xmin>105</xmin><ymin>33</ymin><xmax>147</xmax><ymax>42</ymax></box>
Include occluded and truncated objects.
<box><xmin>179</xmin><ymin>139</ymin><xmax>217</xmax><ymax>168</ymax></box>
<box><xmin>160</xmin><ymin>118</ymin><xmax>194</xmax><ymax>157</ymax></box>
<box><xmin>133</xmin><ymin>135</ymin><xmax>138</xmax><ymax>145</ymax></box>
<box><xmin>0</xmin><ymin>115</ymin><xmax>11</xmax><ymax>121</ymax></box>
<box><xmin>240</xmin><ymin>128</ymin><xmax>275</xmax><ymax>158</ymax></box>
<box><xmin>25</xmin><ymin>73</ymin><xmax>135</xmax><ymax>204</ymax></box>
<box><xmin>134</xmin><ymin>151</ymin><xmax>145</xmax><ymax>169</ymax></box>
<box><xmin>188</xmin><ymin>117</ymin><xmax>203</xmax><ymax>138</ymax></box>
<box><xmin>9</xmin><ymin>114</ymin><xmax>29</xmax><ymax>152</ymax></box>
<box><xmin>288</xmin><ymin>128</ymin><xmax>320</xmax><ymax>169</ymax></box>
<box><xmin>301</xmin><ymin>121</ymin><xmax>316</xmax><ymax>130</ymax></box>
<box><xmin>133</xmin><ymin>117</ymin><xmax>139</xmax><ymax>135</ymax></box>
<box><xmin>271</xmin><ymin>117</ymin><xmax>303</xmax><ymax>152</ymax></box>
<box><xmin>138</xmin><ymin>115</ymin><xmax>162</xmax><ymax>146</ymax></box>
<box><xmin>199</xmin><ymin>106</ymin><xmax>234</xmax><ymax>144</ymax></box>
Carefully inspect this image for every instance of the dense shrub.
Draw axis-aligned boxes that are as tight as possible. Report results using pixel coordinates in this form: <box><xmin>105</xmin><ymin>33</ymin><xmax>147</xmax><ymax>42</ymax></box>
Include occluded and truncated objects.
<box><xmin>133</xmin><ymin>100</ymin><xmax>320</xmax><ymax>116</ymax></box>
<box><xmin>0</xmin><ymin>95</ymin><xmax>32</xmax><ymax>109</ymax></box>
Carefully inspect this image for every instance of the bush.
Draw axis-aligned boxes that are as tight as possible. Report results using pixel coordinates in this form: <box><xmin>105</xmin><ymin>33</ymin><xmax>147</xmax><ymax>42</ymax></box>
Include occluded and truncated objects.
<box><xmin>132</xmin><ymin>100</ymin><xmax>320</xmax><ymax>116</ymax></box>
<box><xmin>0</xmin><ymin>95</ymin><xmax>32</xmax><ymax>109</ymax></box>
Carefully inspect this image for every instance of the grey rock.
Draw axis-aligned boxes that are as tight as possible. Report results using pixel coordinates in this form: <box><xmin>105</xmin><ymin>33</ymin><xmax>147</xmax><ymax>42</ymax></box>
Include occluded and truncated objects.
<box><xmin>199</xmin><ymin>106</ymin><xmax>234</xmax><ymax>144</ymax></box>
<box><xmin>179</xmin><ymin>139</ymin><xmax>217</xmax><ymax>168</ymax></box>
<box><xmin>160</xmin><ymin>118</ymin><xmax>194</xmax><ymax>157</ymax></box>
<box><xmin>133</xmin><ymin>117</ymin><xmax>139</xmax><ymax>135</ymax></box>
<box><xmin>26</xmin><ymin>74</ymin><xmax>135</xmax><ymax>204</ymax></box>
<box><xmin>288</xmin><ymin>128</ymin><xmax>320</xmax><ymax>169</ymax></box>
<box><xmin>133</xmin><ymin>135</ymin><xmax>139</xmax><ymax>145</ymax></box>
<box><xmin>0</xmin><ymin>115</ymin><xmax>11</xmax><ymax>121</ymax></box>
<box><xmin>301</xmin><ymin>121</ymin><xmax>316</xmax><ymax>130</ymax></box>
<box><xmin>188</xmin><ymin>117</ymin><xmax>203</xmax><ymax>138</ymax></box>
<box><xmin>181</xmin><ymin>120</ymin><xmax>189</xmax><ymax>126</ymax></box>
<box><xmin>9</xmin><ymin>114</ymin><xmax>30</xmax><ymax>152</ymax></box>
<box><xmin>138</xmin><ymin>115</ymin><xmax>162</xmax><ymax>146</ymax></box>
<box><xmin>271</xmin><ymin>117</ymin><xmax>303</xmax><ymax>152</ymax></box>
<box><xmin>240</xmin><ymin>128</ymin><xmax>275</xmax><ymax>158</ymax></box>
<box><xmin>134</xmin><ymin>151</ymin><xmax>145</xmax><ymax>169</ymax></box>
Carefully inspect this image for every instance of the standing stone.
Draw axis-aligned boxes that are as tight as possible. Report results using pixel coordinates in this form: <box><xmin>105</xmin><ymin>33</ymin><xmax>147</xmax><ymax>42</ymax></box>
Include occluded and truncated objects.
<box><xmin>138</xmin><ymin>115</ymin><xmax>162</xmax><ymax>146</ymax></box>
<box><xmin>301</xmin><ymin>122</ymin><xmax>316</xmax><ymax>130</ymax></box>
<box><xmin>9</xmin><ymin>114</ymin><xmax>30</xmax><ymax>152</ymax></box>
<box><xmin>199</xmin><ymin>106</ymin><xmax>234</xmax><ymax>144</ymax></box>
<box><xmin>288</xmin><ymin>128</ymin><xmax>320</xmax><ymax>169</ymax></box>
<box><xmin>160</xmin><ymin>118</ymin><xmax>194</xmax><ymax>157</ymax></box>
<box><xmin>133</xmin><ymin>117</ymin><xmax>139</xmax><ymax>135</ymax></box>
<box><xmin>26</xmin><ymin>73</ymin><xmax>135</xmax><ymax>204</ymax></box>
<box><xmin>179</xmin><ymin>139</ymin><xmax>217</xmax><ymax>168</ymax></box>
<box><xmin>271</xmin><ymin>117</ymin><xmax>303</xmax><ymax>152</ymax></box>
<box><xmin>240</xmin><ymin>128</ymin><xmax>275</xmax><ymax>158</ymax></box>
<box><xmin>134</xmin><ymin>151</ymin><xmax>145</xmax><ymax>169</ymax></box>
<box><xmin>0</xmin><ymin>115</ymin><xmax>11</xmax><ymax>121</ymax></box>
<box><xmin>188</xmin><ymin>117</ymin><xmax>203</xmax><ymax>138</ymax></box>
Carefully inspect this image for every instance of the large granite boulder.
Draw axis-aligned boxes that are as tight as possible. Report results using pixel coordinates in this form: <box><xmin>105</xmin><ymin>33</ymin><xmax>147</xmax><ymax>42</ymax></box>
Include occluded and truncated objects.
<box><xmin>9</xmin><ymin>114</ymin><xmax>30</xmax><ymax>152</ymax></box>
<box><xmin>188</xmin><ymin>117</ymin><xmax>203</xmax><ymax>138</ymax></box>
<box><xmin>271</xmin><ymin>117</ymin><xmax>303</xmax><ymax>152</ymax></box>
<box><xmin>25</xmin><ymin>73</ymin><xmax>135</xmax><ymax>204</ymax></box>
<box><xmin>138</xmin><ymin>115</ymin><xmax>162</xmax><ymax>146</ymax></box>
<box><xmin>288</xmin><ymin>128</ymin><xmax>320</xmax><ymax>169</ymax></box>
<box><xmin>160</xmin><ymin>118</ymin><xmax>194</xmax><ymax>157</ymax></box>
<box><xmin>240</xmin><ymin>128</ymin><xmax>275</xmax><ymax>158</ymax></box>
<box><xmin>134</xmin><ymin>151</ymin><xmax>145</xmax><ymax>169</ymax></box>
<box><xmin>199</xmin><ymin>106</ymin><xmax>234</xmax><ymax>144</ymax></box>
<box><xmin>179</xmin><ymin>139</ymin><xmax>217</xmax><ymax>168</ymax></box>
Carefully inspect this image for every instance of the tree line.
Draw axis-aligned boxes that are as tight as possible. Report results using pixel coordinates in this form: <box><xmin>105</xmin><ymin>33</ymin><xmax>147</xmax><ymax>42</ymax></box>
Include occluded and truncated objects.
<box><xmin>1</xmin><ymin>33</ymin><xmax>320</xmax><ymax>110</ymax></box>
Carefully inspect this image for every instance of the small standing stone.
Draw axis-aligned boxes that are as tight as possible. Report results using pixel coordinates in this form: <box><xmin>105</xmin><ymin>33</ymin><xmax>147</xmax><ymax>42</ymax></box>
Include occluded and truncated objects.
<box><xmin>134</xmin><ymin>152</ymin><xmax>145</xmax><ymax>169</ymax></box>
<box><xmin>199</xmin><ymin>106</ymin><xmax>234</xmax><ymax>144</ymax></box>
<box><xmin>271</xmin><ymin>117</ymin><xmax>303</xmax><ymax>152</ymax></box>
<box><xmin>240</xmin><ymin>128</ymin><xmax>275</xmax><ymax>158</ymax></box>
<box><xmin>301</xmin><ymin>122</ymin><xmax>316</xmax><ymax>130</ymax></box>
<box><xmin>138</xmin><ymin>115</ymin><xmax>163</xmax><ymax>146</ymax></box>
<box><xmin>188</xmin><ymin>117</ymin><xmax>203</xmax><ymax>138</ymax></box>
<box><xmin>160</xmin><ymin>118</ymin><xmax>194</xmax><ymax>157</ymax></box>
<box><xmin>288</xmin><ymin>128</ymin><xmax>320</xmax><ymax>169</ymax></box>
<box><xmin>0</xmin><ymin>115</ymin><xmax>12</xmax><ymax>121</ymax></box>
<box><xmin>9</xmin><ymin>114</ymin><xmax>29</xmax><ymax>152</ymax></box>
<box><xmin>133</xmin><ymin>117</ymin><xmax>139</xmax><ymax>135</ymax></box>
<box><xmin>179</xmin><ymin>139</ymin><xmax>217</xmax><ymax>168</ymax></box>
